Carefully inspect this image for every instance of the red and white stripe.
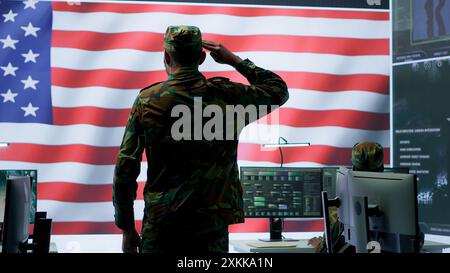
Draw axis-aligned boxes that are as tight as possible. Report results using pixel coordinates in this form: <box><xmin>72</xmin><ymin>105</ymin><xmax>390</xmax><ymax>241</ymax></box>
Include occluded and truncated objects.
<box><xmin>0</xmin><ymin>1</ymin><xmax>390</xmax><ymax>234</ymax></box>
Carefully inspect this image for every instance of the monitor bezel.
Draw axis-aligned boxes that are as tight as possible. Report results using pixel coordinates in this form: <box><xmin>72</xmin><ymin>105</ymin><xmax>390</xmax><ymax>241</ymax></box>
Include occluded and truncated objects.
<box><xmin>0</xmin><ymin>170</ymin><xmax>37</xmax><ymax>224</ymax></box>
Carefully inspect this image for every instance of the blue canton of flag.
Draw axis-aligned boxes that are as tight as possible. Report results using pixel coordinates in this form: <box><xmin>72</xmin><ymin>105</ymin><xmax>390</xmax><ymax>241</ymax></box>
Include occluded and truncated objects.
<box><xmin>0</xmin><ymin>0</ymin><xmax>52</xmax><ymax>124</ymax></box>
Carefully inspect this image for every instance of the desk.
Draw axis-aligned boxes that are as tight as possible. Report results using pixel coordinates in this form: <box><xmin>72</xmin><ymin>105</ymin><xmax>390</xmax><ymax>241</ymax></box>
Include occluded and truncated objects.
<box><xmin>422</xmin><ymin>240</ymin><xmax>450</xmax><ymax>253</ymax></box>
<box><xmin>230</xmin><ymin>239</ymin><xmax>316</xmax><ymax>253</ymax></box>
<box><xmin>0</xmin><ymin>242</ymin><xmax>57</xmax><ymax>253</ymax></box>
<box><xmin>231</xmin><ymin>239</ymin><xmax>450</xmax><ymax>253</ymax></box>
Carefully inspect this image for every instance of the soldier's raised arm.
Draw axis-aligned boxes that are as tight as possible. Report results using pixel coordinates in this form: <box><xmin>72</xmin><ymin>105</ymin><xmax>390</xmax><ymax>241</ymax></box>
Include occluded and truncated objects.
<box><xmin>202</xmin><ymin>40</ymin><xmax>289</xmax><ymax>108</ymax></box>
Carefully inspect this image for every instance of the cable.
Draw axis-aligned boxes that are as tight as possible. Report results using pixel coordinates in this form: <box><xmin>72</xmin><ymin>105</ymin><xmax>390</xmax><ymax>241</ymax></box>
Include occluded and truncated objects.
<box><xmin>279</xmin><ymin>147</ymin><xmax>283</xmax><ymax>168</ymax></box>
<box><xmin>278</xmin><ymin>137</ymin><xmax>288</xmax><ymax>168</ymax></box>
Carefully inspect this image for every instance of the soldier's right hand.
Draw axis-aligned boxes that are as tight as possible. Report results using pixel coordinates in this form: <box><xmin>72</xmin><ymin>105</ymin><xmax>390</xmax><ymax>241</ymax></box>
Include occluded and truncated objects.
<box><xmin>122</xmin><ymin>229</ymin><xmax>142</xmax><ymax>253</ymax></box>
<box><xmin>202</xmin><ymin>40</ymin><xmax>242</xmax><ymax>67</ymax></box>
<box><xmin>308</xmin><ymin>236</ymin><xmax>324</xmax><ymax>253</ymax></box>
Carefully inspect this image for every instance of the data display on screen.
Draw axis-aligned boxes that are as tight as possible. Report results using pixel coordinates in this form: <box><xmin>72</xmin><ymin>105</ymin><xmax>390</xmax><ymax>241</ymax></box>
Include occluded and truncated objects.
<box><xmin>322</xmin><ymin>167</ymin><xmax>339</xmax><ymax>199</ymax></box>
<box><xmin>394</xmin><ymin>0</ymin><xmax>450</xmax><ymax>63</ymax></box>
<box><xmin>240</xmin><ymin>167</ymin><xmax>322</xmax><ymax>217</ymax></box>
<box><xmin>393</xmin><ymin>59</ymin><xmax>450</xmax><ymax>236</ymax></box>
<box><xmin>412</xmin><ymin>0</ymin><xmax>450</xmax><ymax>43</ymax></box>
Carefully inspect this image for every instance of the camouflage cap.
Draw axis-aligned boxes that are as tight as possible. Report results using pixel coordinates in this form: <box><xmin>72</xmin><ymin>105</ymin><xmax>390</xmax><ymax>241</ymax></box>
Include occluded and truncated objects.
<box><xmin>351</xmin><ymin>142</ymin><xmax>384</xmax><ymax>171</ymax></box>
<box><xmin>163</xmin><ymin>25</ymin><xmax>202</xmax><ymax>52</ymax></box>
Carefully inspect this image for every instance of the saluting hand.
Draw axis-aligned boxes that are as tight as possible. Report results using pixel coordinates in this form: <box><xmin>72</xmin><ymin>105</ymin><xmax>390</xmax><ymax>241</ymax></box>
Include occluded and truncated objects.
<box><xmin>202</xmin><ymin>40</ymin><xmax>242</xmax><ymax>67</ymax></box>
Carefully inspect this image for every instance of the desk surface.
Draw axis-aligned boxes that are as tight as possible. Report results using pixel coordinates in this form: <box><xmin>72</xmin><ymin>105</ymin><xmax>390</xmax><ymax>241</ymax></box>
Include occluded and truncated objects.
<box><xmin>231</xmin><ymin>239</ymin><xmax>450</xmax><ymax>253</ymax></box>
<box><xmin>231</xmin><ymin>239</ymin><xmax>316</xmax><ymax>253</ymax></box>
<box><xmin>422</xmin><ymin>240</ymin><xmax>450</xmax><ymax>253</ymax></box>
<box><xmin>0</xmin><ymin>242</ymin><xmax>57</xmax><ymax>253</ymax></box>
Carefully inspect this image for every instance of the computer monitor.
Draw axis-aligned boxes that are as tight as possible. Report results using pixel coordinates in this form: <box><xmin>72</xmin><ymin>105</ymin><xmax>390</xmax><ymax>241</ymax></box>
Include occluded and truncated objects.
<box><xmin>322</xmin><ymin>167</ymin><xmax>410</xmax><ymax>200</ymax></box>
<box><xmin>1</xmin><ymin>176</ymin><xmax>32</xmax><ymax>253</ymax></box>
<box><xmin>240</xmin><ymin>167</ymin><xmax>323</xmax><ymax>241</ymax></box>
<box><xmin>322</xmin><ymin>167</ymin><xmax>343</xmax><ymax>199</ymax></box>
<box><xmin>336</xmin><ymin>169</ymin><xmax>420</xmax><ymax>253</ymax></box>
<box><xmin>0</xmin><ymin>170</ymin><xmax>37</xmax><ymax>224</ymax></box>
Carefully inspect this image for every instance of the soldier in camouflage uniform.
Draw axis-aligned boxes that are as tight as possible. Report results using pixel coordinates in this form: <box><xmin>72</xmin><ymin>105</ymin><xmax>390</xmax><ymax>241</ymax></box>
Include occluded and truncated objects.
<box><xmin>309</xmin><ymin>142</ymin><xmax>385</xmax><ymax>253</ymax></box>
<box><xmin>112</xmin><ymin>26</ymin><xmax>289</xmax><ymax>253</ymax></box>
<box><xmin>351</xmin><ymin>142</ymin><xmax>384</xmax><ymax>172</ymax></box>
<box><xmin>310</xmin><ymin>142</ymin><xmax>423</xmax><ymax>252</ymax></box>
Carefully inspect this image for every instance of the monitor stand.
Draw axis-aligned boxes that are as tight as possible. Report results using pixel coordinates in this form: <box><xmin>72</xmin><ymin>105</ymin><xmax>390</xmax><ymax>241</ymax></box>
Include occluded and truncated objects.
<box><xmin>353</xmin><ymin>196</ymin><xmax>371</xmax><ymax>253</ymax></box>
<box><xmin>258</xmin><ymin>217</ymin><xmax>299</xmax><ymax>242</ymax></box>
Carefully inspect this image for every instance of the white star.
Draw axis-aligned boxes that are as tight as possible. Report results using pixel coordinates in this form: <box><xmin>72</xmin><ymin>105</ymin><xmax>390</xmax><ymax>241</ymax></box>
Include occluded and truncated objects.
<box><xmin>1</xmin><ymin>89</ymin><xmax>19</xmax><ymax>103</ymax></box>
<box><xmin>21</xmin><ymin>22</ymin><xmax>40</xmax><ymax>37</ymax></box>
<box><xmin>21</xmin><ymin>75</ymin><xmax>39</xmax><ymax>90</ymax></box>
<box><xmin>1</xmin><ymin>62</ymin><xmax>19</xmax><ymax>76</ymax></box>
<box><xmin>23</xmin><ymin>0</ymin><xmax>39</xmax><ymax>10</ymax></box>
<box><xmin>0</xmin><ymin>35</ymin><xmax>19</xmax><ymax>50</ymax></box>
<box><xmin>22</xmin><ymin>49</ymin><xmax>40</xmax><ymax>63</ymax></box>
<box><xmin>3</xmin><ymin>10</ymin><xmax>18</xmax><ymax>23</ymax></box>
<box><xmin>21</xmin><ymin>102</ymin><xmax>39</xmax><ymax>117</ymax></box>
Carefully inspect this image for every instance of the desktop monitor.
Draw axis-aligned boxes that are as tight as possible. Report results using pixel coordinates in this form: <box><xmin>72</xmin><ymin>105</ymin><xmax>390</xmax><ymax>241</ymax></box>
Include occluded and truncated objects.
<box><xmin>240</xmin><ymin>167</ymin><xmax>322</xmax><ymax>241</ymax></box>
<box><xmin>322</xmin><ymin>167</ymin><xmax>410</xmax><ymax>200</ymax></box>
<box><xmin>1</xmin><ymin>176</ymin><xmax>32</xmax><ymax>253</ymax></box>
<box><xmin>336</xmin><ymin>169</ymin><xmax>420</xmax><ymax>253</ymax></box>
<box><xmin>0</xmin><ymin>170</ymin><xmax>37</xmax><ymax>224</ymax></box>
<box><xmin>322</xmin><ymin>167</ymin><xmax>339</xmax><ymax>199</ymax></box>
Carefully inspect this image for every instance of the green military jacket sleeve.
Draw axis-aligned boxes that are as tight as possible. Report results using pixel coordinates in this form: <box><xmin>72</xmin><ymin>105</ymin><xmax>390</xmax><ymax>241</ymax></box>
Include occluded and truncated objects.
<box><xmin>235</xmin><ymin>59</ymin><xmax>289</xmax><ymax>107</ymax></box>
<box><xmin>112</xmin><ymin>96</ymin><xmax>145</xmax><ymax>231</ymax></box>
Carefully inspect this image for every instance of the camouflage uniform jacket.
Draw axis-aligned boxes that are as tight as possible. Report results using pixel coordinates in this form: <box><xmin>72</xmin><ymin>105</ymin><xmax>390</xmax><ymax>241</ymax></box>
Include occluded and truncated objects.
<box><xmin>319</xmin><ymin>208</ymin><xmax>345</xmax><ymax>253</ymax></box>
<box><xmin>113</xmin><ymin>59</ymin><xmax>289</xmax><ymax>240</ymax></box>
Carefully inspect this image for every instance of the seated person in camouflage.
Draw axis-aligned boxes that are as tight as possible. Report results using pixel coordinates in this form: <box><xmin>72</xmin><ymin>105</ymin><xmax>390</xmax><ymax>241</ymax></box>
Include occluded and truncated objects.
<box><xmin>112</xmin><ymin>26</ymin><xmax>289</xmax><ymax>253</ymax></box>
<box><xmin>308</xmin><ymin>142</ymin><xmax>384</xmax><ymax>253</ymax></box>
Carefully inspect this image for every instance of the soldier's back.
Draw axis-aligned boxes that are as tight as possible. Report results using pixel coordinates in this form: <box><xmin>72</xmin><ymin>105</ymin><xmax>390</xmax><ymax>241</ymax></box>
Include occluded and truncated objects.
<box><xmin>139</xmin><ymin>72</ymin><xmax>245</xmax><ymax>243</ymax></box>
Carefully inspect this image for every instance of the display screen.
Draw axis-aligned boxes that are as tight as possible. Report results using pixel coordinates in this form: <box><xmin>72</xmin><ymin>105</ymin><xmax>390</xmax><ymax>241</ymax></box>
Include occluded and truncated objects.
<box><xmin>322</xmin><ymin>167</ymin><xmax>339</xmax><ymax>199</ymax></box>
<box><xmin>412</xmin><ymin>0</ymin><xmax>450</xmax><ymax>43</ymax></box>
<box><xmin>240</xmin><ymin>167</ymin><xmax>322</xmax><ymax>217</ymax></box>
<box><xmin>394</xmin><ymin>0</ymin><xmax>450</xmax><ymax>63</ymax></box>
<box><xmin>0</xmin><ymin>170</ymin><xmax>37</xmax><ymax>224</ymax></box>
<box><xmin>393</xmin><ymin>59</ymin><xmax>450</xmax><ymax>236</ymax></box>
<box><xmin>0</xmin><ymin>0</ymin><xmax>390</xmax><ymax>235</ymax></box>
